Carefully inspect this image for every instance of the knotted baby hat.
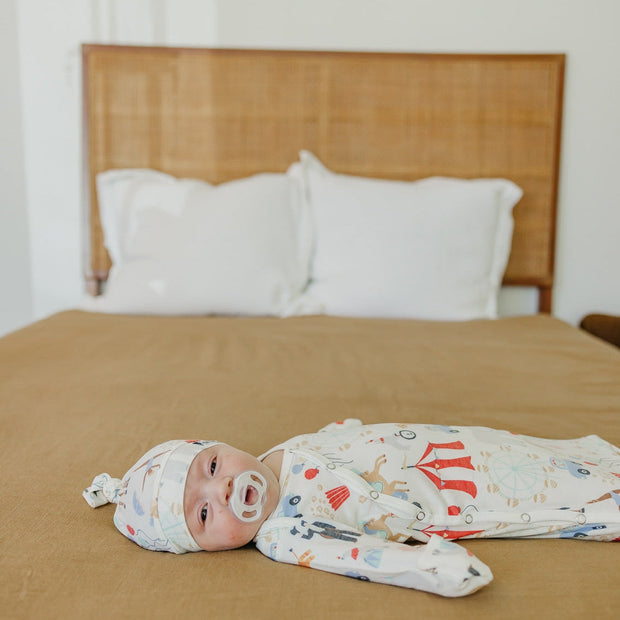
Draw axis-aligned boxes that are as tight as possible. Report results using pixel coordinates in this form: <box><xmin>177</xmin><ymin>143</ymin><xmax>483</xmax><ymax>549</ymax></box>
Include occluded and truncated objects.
<box><xmin>83</xmin><ymin>439</ymin><xmax>219</xmax><ymax>553</ymax></box>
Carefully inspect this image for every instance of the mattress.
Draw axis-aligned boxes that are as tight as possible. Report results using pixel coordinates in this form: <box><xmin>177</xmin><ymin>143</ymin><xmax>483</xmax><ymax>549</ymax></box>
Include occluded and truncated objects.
<box><xmin>1</xmin><ymin>311</ymin><xmax>618</xmax><ymax>618</ymax></box>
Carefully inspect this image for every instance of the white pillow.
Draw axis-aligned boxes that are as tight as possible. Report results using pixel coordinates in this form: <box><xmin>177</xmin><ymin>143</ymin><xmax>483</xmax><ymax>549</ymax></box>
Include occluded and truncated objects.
<box><xmin>289</xmin><ymin>151</ymin><xmax>522</xmax><ymax>320</ymax></box>
<box><xmin>83</xmin><ymin>170</ymin><xmax>311</xmax><ymax>316</ymax></box>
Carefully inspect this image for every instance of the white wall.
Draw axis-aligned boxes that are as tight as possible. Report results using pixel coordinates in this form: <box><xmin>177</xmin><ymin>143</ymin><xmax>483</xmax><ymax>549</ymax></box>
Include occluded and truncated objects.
<box><xmin>0</xmin><ymin>0</ymin><xmax>33</xmax><ymax>335</ymax></box>
<box><xmin>2</xmin><ymin>0</ymin><xmax>619</xmax><ymax>336</ymax></box>
<box><xmin>16</xmin><ymin>0</ymin><xmax>89</xmax><ymax>332</ymax></box>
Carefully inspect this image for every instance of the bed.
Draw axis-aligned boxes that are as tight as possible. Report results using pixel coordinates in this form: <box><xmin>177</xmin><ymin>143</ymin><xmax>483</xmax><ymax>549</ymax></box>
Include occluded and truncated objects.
<box><xmin>2</xmin><ymin>46</ymin><xmax>619</xmax><ymax>619</ymax></box>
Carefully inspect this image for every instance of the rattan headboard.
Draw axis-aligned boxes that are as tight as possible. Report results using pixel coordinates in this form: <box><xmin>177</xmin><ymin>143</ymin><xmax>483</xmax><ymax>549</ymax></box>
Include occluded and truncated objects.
<box><xmin>82</xmin><ymin>45</ymin><xmax>564</xmax><ymax>311</ymax></box>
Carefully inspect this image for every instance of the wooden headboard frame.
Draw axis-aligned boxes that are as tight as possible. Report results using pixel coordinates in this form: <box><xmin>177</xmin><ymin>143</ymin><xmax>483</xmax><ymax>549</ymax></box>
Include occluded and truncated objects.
<box><xmin>82</xmin><ymin>45</ymin><xmax>565</xmax><ymax>312</ymax></box>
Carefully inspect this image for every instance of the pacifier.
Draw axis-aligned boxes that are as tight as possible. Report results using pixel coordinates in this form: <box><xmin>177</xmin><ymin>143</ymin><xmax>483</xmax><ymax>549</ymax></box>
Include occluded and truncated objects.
<box><xmin>230</xmin><ymin>471</ymin><xmax>268</xmax><ymax>522</ymax></box>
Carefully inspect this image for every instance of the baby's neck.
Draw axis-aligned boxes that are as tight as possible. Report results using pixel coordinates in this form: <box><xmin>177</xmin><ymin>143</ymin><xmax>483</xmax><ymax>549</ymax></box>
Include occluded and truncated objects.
<box><xmin>261</xmin><ymin>449</ymin><xmax>283</xmax><ymax>482</ymax></box>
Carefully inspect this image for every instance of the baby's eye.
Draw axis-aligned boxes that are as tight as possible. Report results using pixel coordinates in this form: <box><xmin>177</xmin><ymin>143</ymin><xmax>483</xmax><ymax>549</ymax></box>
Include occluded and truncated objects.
<box><xmin>210</xmin><ymin>457</ymin><xmax>217</xmax><ymax>476</ymax></box>
<box><xmin>201</xmin><ymin>505</ymin><xmax>208</xmax><ymax>522</ymax></box>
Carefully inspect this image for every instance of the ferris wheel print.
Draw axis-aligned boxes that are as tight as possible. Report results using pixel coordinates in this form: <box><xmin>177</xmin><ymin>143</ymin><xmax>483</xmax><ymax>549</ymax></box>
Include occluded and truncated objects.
<box><xmin>486</xmin><ymin>450</ymin><xmax>547</xmax><ymax>501</ymax></box>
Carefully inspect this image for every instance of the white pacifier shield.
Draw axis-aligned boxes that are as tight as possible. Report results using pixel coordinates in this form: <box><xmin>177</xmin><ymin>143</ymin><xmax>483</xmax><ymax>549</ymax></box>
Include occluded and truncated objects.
<box><xmin>230</xmin><ymin>470</ymin><xmax>267</xmax><ymax>522</ymax></box>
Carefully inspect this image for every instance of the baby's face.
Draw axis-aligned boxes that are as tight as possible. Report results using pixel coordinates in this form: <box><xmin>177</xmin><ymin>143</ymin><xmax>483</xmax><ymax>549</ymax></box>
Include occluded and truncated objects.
<box><xmin>183</xmin><ymin>444</ymin><xmax>279</xmax><ymax>551</ymax></box>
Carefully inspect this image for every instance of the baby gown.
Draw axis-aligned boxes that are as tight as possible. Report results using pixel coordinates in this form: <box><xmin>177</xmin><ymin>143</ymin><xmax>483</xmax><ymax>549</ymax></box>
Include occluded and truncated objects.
<box><xmin>254</xmin><ymin>420</ymin><xmax>620</xmax><ymax>597</ymax></box>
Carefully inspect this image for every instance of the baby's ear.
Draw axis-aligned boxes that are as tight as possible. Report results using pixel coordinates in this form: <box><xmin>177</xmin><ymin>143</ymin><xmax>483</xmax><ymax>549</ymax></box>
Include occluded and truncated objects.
<box><xmin>317</xmin><ymin>419</ymin><xmax>363</xmax><ymax>433</ymax></box>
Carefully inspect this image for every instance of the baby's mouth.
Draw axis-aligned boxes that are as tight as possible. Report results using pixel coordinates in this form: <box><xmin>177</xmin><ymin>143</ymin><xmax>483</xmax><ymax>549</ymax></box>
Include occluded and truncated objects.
<box><xmin>245</xmin><ymin>485</ymin><xmax>258</xmax><ymax>505</ymax></box>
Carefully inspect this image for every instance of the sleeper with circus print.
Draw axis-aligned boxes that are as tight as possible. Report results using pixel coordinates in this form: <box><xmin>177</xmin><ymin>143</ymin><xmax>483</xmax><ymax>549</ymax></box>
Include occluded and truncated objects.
<box><xmin>253</xmin><ymin>420</ymin><xmax>620</xmax><ymax>597</ymax></box>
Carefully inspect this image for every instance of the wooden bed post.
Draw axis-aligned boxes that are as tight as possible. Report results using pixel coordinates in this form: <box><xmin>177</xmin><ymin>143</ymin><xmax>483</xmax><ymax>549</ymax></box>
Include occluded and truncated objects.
<box><xmin>538</xmin><ymin>286</ymin><xmax>553</xmax><ymax>313</ymax></box>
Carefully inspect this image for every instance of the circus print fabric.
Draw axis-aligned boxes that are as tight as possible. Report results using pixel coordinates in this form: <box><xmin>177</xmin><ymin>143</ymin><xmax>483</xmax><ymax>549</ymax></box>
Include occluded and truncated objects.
<box><xmin>254</xmin><ymin>420</ymin><xmax>620</xmax><ymax>596</ymax></box>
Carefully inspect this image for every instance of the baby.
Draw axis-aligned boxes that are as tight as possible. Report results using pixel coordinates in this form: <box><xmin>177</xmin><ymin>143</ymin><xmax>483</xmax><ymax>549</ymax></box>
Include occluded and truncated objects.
<box><xmin>84</xmin><ymin>420</ymin><xmax>620</xmax><ymax>597</ymax></box>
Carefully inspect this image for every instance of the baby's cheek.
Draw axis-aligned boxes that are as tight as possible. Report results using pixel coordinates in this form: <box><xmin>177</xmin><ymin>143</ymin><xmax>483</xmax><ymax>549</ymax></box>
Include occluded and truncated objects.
<box><xmin>227</xmin><ymin>524</ymin><xmax>252</xmax><ymax>548</ymax></box>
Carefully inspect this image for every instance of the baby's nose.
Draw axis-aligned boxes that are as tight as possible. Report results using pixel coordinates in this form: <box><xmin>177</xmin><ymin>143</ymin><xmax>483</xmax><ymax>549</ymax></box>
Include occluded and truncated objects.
<box><xmin>218</xmin><ymin>476</ymin><xmax>233</xmax><ymax>505</ymax></box>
